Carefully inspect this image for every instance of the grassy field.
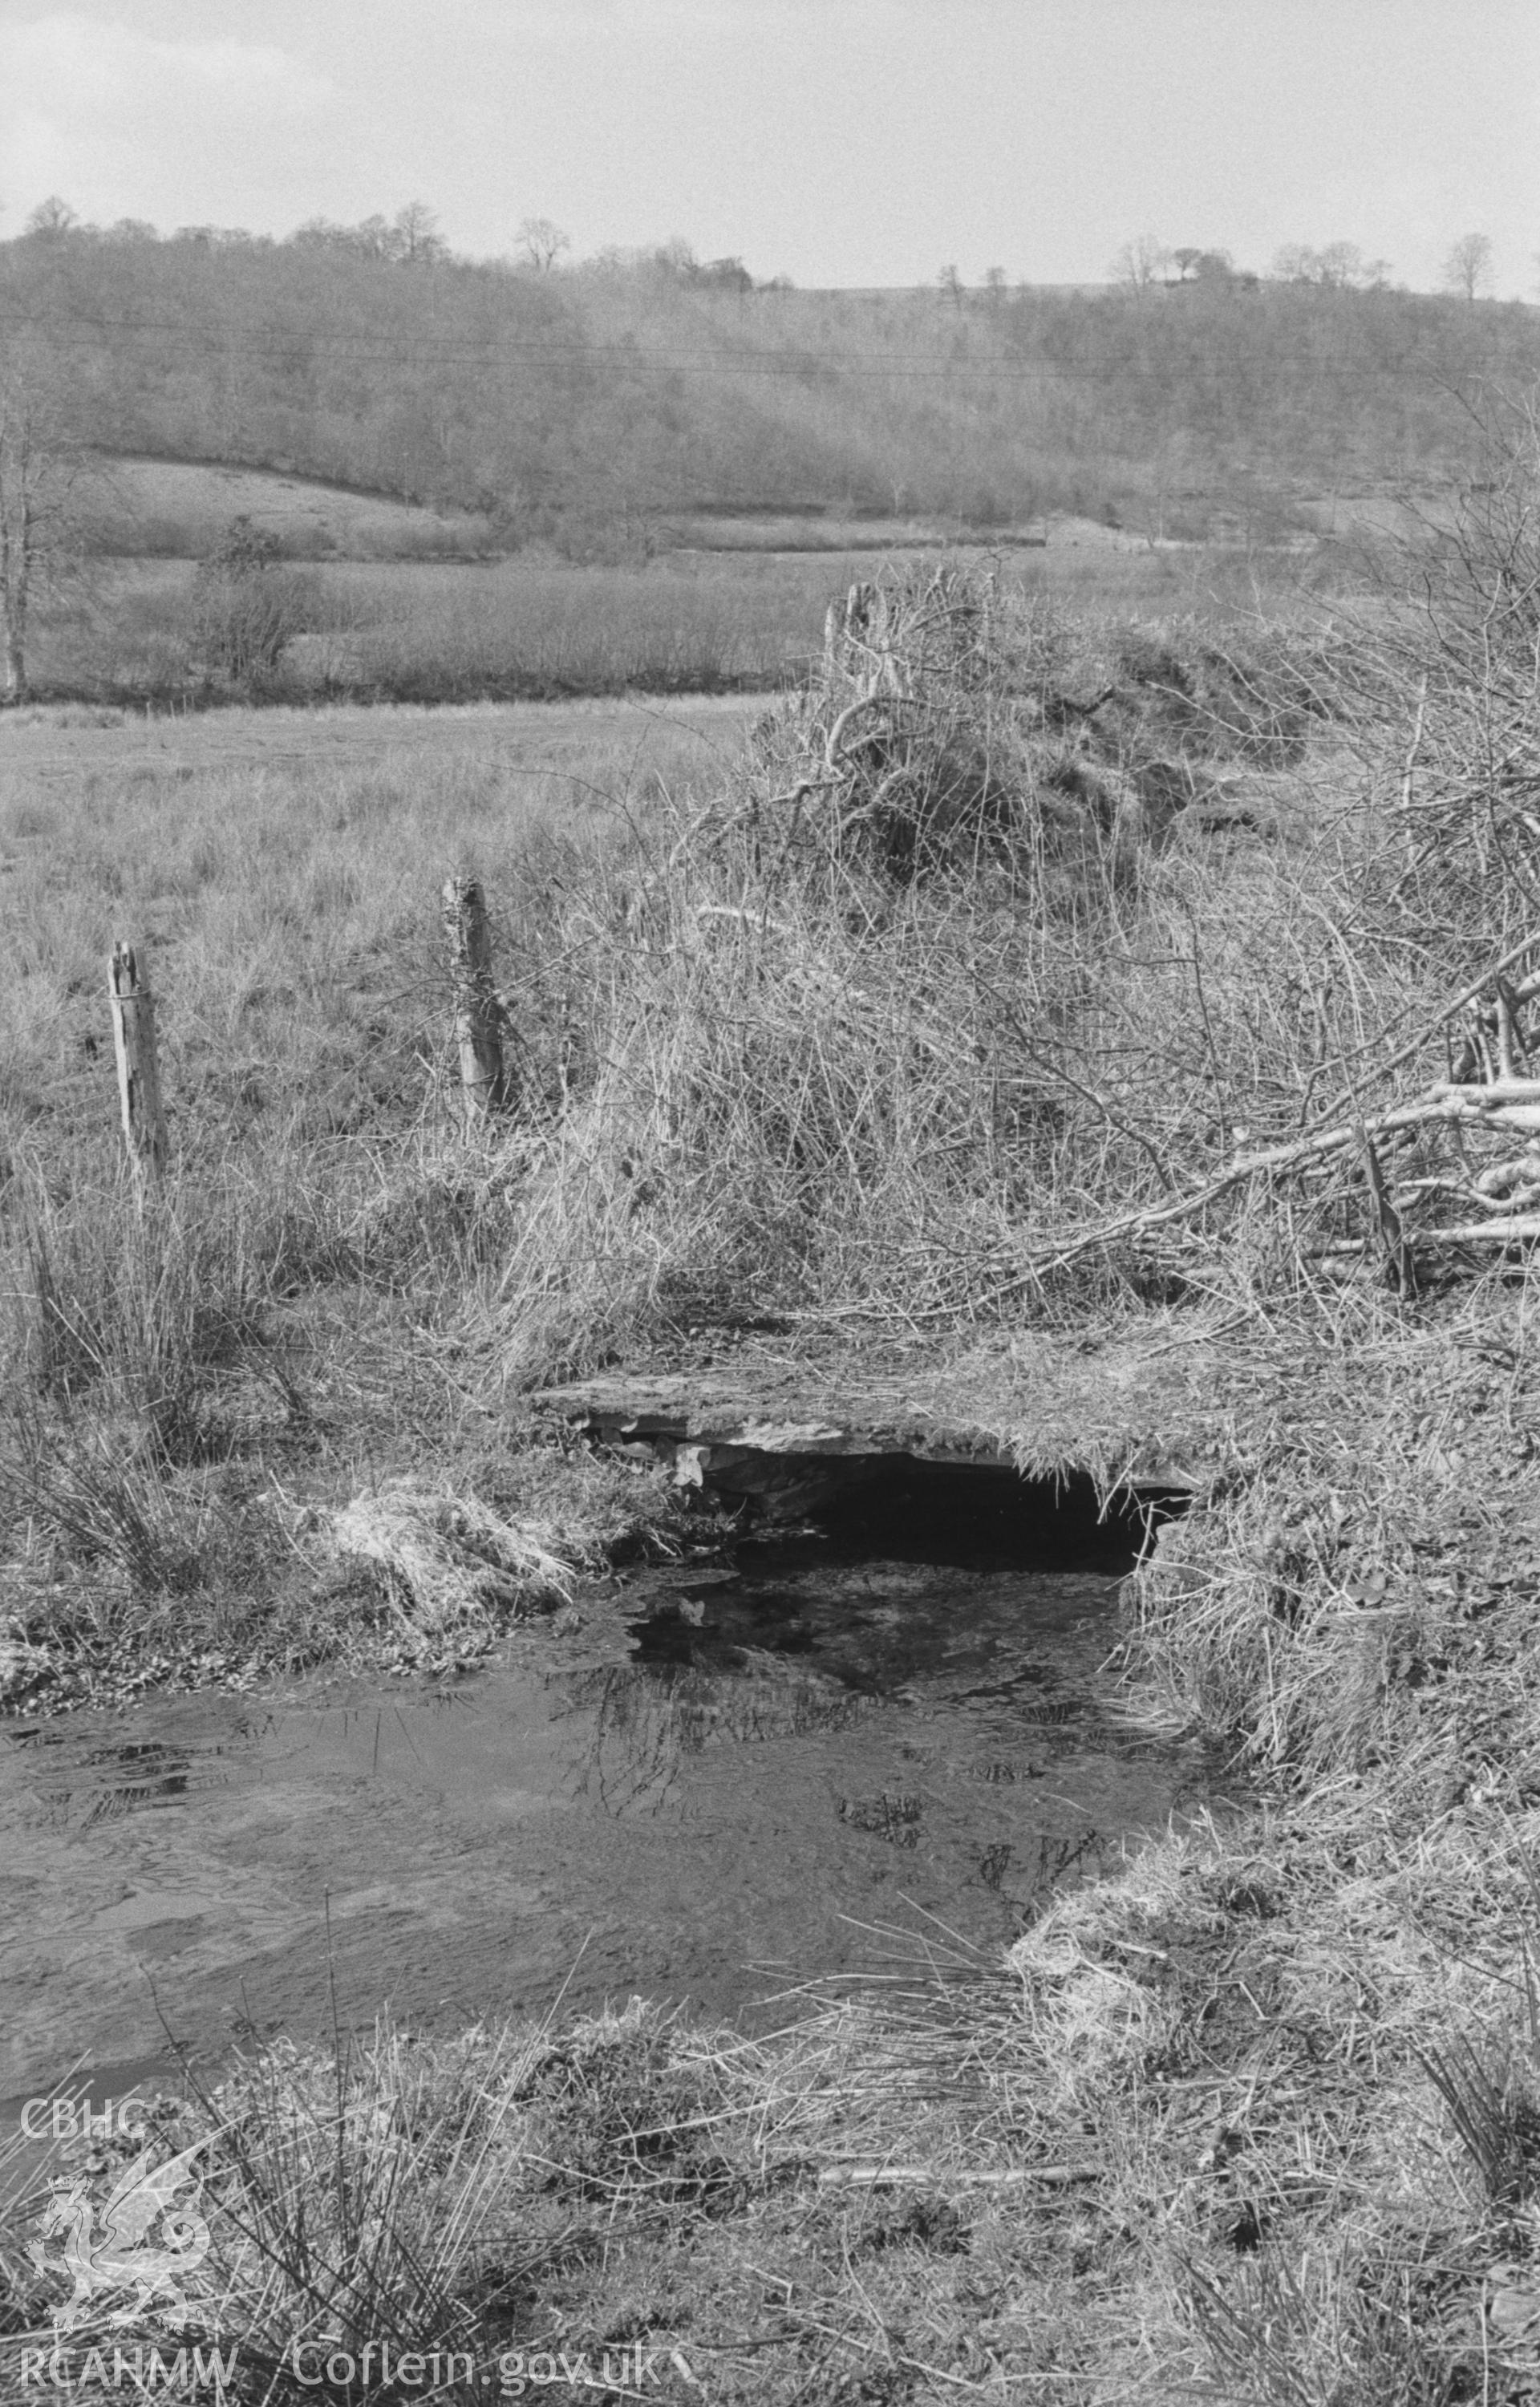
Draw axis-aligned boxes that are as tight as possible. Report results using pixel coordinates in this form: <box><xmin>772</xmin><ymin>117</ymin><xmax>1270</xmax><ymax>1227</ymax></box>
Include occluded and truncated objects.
<box><xmin>6</xmin><ymin>460</ymin><xmax>1540</xmax><ymax>2399</ymax></box>
<box><xmin>85</xmin><ymin>456</ymin><xmax>504</xmax><ymax>563</ymax></box>
<box><xmin>0</xmin><ymin>695</ymin><xmax>753</xmax><ymax>1700</ymax></box>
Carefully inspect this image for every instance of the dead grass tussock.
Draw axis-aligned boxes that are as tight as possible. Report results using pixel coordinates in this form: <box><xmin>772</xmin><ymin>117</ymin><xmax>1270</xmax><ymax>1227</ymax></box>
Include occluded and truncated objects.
<box><xmin>1005</xmin><ymin>1842</ymin><xmax>1191</xmax><ymax>2109</ymax></box>
<box><xmin>330</xmin><ymin>1481</ymin><xmax>576</xmax><ymax>1643</ymax></box>
<box><xmin>160</xmin><ymin>2022</ymin><xmax>543</xmax><ymax>2386</ymax></box>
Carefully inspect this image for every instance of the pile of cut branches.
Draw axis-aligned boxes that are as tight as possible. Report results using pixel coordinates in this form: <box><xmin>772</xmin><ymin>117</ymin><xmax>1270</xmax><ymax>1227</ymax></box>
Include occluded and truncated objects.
<box><xmin>715</xmin><ymin>565</ymin><xmax>1317</xmax><ymax>902</ymax></box>
<box><xmin>1006</xmin><ymin>942</ymin><xmax>1540</xmax><ymax>1299</ymax></box>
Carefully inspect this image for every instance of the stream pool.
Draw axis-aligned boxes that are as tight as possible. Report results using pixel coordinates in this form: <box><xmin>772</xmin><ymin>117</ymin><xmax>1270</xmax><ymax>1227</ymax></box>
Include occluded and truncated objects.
<box><xmin>2</xmin><ymin>1465</ymin><xmax>1200</xmax><ymax>2117</ymax></box>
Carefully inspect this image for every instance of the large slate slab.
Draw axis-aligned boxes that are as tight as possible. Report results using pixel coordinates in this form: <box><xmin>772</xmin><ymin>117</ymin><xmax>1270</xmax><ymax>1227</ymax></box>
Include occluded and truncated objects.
<box><xmin>536</xmin><ymin>1329</ymin><xmax>1226</xmax><ymax>1496</ymax></box>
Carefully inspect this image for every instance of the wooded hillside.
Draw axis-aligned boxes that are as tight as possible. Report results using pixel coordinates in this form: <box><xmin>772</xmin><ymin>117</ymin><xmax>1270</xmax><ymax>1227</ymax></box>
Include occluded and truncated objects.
<box><xmin>4</xmin><ymin>217</ymin><xmax>1538</xmax><ymax>546</ymax></box>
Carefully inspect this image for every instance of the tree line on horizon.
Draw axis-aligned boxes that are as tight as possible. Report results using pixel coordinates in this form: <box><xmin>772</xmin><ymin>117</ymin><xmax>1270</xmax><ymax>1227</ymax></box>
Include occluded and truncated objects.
<box><xmin>1108</xmin><ymin>231</ymin><xmax>1509</xmax><ymax>304</ymax></box>
<box><xmin>14</xmin><ymin>193</ymin><xmax>1522</xmax><ymax>310</ymax></box>
<box><xmin>14</xmin><ymin>194</ymin><xmax>772</xmax><ymax>296</ymax></box>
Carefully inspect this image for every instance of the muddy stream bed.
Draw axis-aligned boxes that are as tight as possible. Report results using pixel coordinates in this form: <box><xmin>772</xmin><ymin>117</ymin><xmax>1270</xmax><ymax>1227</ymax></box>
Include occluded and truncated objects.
<box><xmin>2</xmin><ymin>1466</ymin><xmax>1202</xmax><ymax>2118</ymax></box>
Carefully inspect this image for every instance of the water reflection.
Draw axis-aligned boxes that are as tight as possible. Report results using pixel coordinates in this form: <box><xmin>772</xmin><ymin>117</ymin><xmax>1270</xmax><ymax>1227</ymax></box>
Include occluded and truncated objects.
<box><xmin>2</xmin><ymin>1533</ymin><xmax>1205</xmax><ymax>2092</ymax></box>
<box><xmin>9</xmin><ymin>1735</ymin><xmax>239</xmax><ymax>1833</ymax></box>
<box><xmin>554</xmin><ymin>1656</ymin><xmax>873</xmax><ymax>1817</ymax></box>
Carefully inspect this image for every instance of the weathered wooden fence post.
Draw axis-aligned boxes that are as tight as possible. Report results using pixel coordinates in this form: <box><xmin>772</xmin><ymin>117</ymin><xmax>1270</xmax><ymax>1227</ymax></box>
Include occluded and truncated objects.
<box><xmin>442</xmin><ymin>873</ymin><xmax>508</xmax><ymax>1123</ymax></box>
<box><xmin>821</xmin><ymin>594</ymin><xmax>845</xmax><ymax>687</ymax></box>
<box><xmin>823</xmin><ymin>581</ymin><xmax>873</xmax><ymax>687</ymax></box>
<box><xmin>108</xmin><ymin>939</ymin><xmax>168</xmax><ymax>1189</ymax></box>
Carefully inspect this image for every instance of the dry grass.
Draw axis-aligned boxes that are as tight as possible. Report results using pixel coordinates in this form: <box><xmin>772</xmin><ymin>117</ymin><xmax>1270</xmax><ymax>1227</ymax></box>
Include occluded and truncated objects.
<box><xmin>484</xmin><ymin>586</ymin><xmax>1378</xmax><ymax>1384</ymax></box>
<box><xmin>0</xmin><ymin>701</ymin><xmax>717</xmax><ymax>1704</ymax></box>
<box><xmin>308</xmin><ymin>557</ymin><xmax>831</xmax><ymax>699</ymax></box>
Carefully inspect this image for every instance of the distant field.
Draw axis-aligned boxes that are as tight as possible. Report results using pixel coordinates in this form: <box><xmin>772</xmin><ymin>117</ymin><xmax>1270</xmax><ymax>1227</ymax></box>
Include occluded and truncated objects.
<box><xmin>36</xmin><ymin>553</ymin><xmax>830</xmax><ymax>702</ymax></box>
<box><xmin>302</xmin><ymin>555</ymin><xmax>840</xmax><ymax>696</ymax></box>
<box><xmin>86</xmin><ymin>456</ymin><xmax>501</xmax><ymax>562</ymax></box>
<box><xmin>665</xmin><ymin>509</ymin><xmax>1222</xmax><ymax>555</ymax></box>
<box><xmin>664</xmin><ymin>512</ymin><xmax>1051</xmax><ymax>553</ymax></box>
<box><xmin>32</xmin><ymin>529</ymin><xmax>1333</xmax><ymax>711</ymax></box>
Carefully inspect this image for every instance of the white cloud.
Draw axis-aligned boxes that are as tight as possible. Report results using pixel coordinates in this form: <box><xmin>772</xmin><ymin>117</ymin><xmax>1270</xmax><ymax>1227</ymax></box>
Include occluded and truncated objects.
<box><xmin>10</xmin><ymin>11</ymin><xmax>325</xmax><ymax>110</ymax></box>
<box><xmin>1</xmin><ymin>13</ymin><xmax>330</xmax><ymax>229</ymax></box>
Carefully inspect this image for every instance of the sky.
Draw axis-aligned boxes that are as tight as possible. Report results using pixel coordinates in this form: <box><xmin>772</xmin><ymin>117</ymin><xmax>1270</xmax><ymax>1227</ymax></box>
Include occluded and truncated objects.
<box><xmin>1</xmin><ymin>0</ymin><xmax>1536</xmax><ymax>295</ymax></box>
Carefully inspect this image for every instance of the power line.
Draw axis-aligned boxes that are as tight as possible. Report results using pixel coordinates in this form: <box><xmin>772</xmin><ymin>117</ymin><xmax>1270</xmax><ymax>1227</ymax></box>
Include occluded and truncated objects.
<box><xmin>0</xmin><ymin>307</ymin><xmax>1529</xmax><ymax>387</ymax></box>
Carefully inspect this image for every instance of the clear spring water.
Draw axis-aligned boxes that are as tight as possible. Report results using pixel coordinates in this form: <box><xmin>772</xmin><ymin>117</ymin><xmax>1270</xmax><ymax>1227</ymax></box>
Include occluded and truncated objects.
<box><xmin>1</xmin><ymin>1467</ymin><xmax>1201</xmax><ymax>2117</ymax></box>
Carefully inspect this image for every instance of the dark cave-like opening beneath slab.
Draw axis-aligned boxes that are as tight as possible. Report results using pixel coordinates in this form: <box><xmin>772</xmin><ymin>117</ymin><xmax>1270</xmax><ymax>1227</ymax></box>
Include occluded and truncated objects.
<box><xmin>619</xmin><ymin>1447</ymin><xmax>1190</xmax><ymax>1697</ymax></box>
<box><xmin>744</xmin><ymin>1454</ymin><xmax>1185</xmax><ymax>1572</ymax></box>
<box><xmin>644</xmin><ymin>1436</ymin><xmax>1191</xmax><ymax>1572</ymax></box>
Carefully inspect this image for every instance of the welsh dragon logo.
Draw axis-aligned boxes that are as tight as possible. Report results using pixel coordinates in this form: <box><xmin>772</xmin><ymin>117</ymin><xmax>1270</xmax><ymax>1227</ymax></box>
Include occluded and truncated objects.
<box><xmin>27</xmin><ymin>2143</ymin><xmax>212</xmax><ymax>2331</ymax></box>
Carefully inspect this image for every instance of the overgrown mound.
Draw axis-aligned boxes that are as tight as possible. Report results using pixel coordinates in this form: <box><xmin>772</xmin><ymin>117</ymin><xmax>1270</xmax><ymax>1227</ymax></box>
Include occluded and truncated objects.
<box><xmin>727</xmin><ymin>569</ymin><xmax>1320</xmax><ymax>895</ymax></box>
<box><xmin>493</xmin><ymin>565</ymin><xmax>1349</xmax><ymax>1376</ymax></box>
